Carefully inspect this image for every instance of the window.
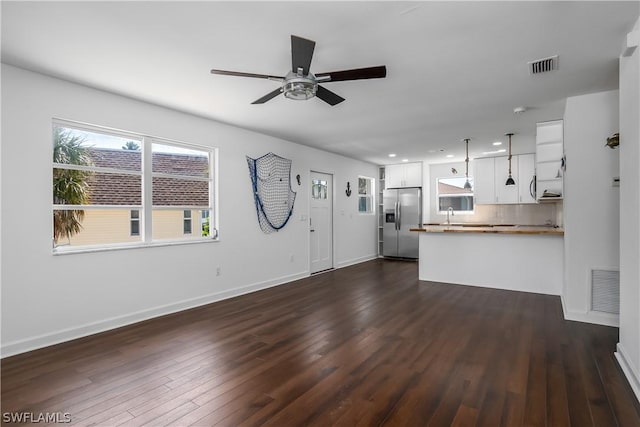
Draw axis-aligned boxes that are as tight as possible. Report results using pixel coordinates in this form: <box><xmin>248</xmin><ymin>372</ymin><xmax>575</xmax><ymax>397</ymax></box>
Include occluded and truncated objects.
<box><xmin>201</xmin><ymin>210</ymin><xmax>210</xmax><ymax>237</ymax></box>
<box><xmin>183</xmin><ymin>210</ymin><xmax>192</xmax><ymax>234</ymax></box>
<box><xmin>130</xmin><ymin>210</ymin><xmax>140</xmax><ymax>236</ymax></box>
<box><xmin>312</xmin><ymin>179</ymin><xmax>328</xmax><ymax>199</ymax></box>
<box><xmin>437</xmin><ymin>177</ymin><xmax>474</xmax><ymax>213</ymax></box>
<box><xmin>52</xmin><ymin>120</ymin><xmax>217</xmax><ymax>252</ymax></box>
<box><xmin>358</xmin><ymin>176</ymin><xmax>375</xmax><ymax>213</ymax></box>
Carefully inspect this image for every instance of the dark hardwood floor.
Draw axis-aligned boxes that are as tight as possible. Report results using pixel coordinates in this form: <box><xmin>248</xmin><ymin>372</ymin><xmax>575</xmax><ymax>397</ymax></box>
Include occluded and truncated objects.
<box><xmin>2</xmin><ymin>259</ymin><xmax>640</xmax><ymax>426</ymax></box>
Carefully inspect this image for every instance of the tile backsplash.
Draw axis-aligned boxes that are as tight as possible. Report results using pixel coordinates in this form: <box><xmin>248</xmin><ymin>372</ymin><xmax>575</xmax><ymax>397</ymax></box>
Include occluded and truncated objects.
<box><xmin>430</xmin><ymin>202</ymin><xmax>563</xmax><ymax>226</ymax></box>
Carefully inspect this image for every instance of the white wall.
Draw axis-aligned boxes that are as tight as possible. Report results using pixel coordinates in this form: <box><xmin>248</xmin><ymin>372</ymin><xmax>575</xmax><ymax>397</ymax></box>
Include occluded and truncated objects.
<box><xmin>616</xmin><ymin>16</ymin><xmax>640</xmax><ymax>402</ymax></box>
<box><xmin>0</xmin><ymin>65</ymin><xmax>378</xmax><ymax>356</ymax></box>
<box><xmin>563</xmin><ymin>90</ymin><xmax>620</xmax><ymax>326</ymax></box>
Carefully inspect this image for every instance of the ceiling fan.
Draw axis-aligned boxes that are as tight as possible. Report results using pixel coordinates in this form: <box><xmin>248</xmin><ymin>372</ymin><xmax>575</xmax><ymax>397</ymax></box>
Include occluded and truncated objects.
<box><xmin>210</xmin><ymin>35</ymin><xmax>387</xmax><ymax>106</ymax></box>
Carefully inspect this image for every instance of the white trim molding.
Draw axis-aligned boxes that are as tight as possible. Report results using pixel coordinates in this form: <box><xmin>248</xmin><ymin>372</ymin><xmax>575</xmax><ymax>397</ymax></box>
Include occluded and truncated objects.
<box><xmin>1</xmin><ymin>270</ymin><xmax>308</xmax><ymax>358</ymax></box>
<box><xmin>615</xmin><ymin>343</ymin><xmax>640</xmax><ymax>403</ymax></box>
<box><xmin>561</xmin><ymin>295</ymin><xmax>620</xmax><ymax>327</ymax></box>
<box><xmin>336</xmin><ymin>254</ymin><xmax>378</xmax><ymax>269</ymax></box>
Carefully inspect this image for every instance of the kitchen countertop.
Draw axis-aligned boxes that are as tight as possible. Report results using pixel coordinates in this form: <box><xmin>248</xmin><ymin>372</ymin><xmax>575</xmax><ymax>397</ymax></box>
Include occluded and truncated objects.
<box><xmin>410</xmin><ymin>224</ymin><xmax>564</xmax><ymax>235</ymax></box>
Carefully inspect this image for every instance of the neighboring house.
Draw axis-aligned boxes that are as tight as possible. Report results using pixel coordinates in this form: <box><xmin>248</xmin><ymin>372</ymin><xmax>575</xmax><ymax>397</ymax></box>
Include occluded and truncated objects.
<box><xmin>60</xmin><ymin>148</ymin><xmax>210</xmax><ymax>246</ymax></box>
<box><xmin>437</xmin><ymin>181</ymin><xmax>474</xmax><ymax>212</ymax></box>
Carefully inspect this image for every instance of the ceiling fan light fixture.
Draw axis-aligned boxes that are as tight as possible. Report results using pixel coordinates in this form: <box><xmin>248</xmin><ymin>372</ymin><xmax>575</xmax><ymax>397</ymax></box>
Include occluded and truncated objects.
<box><xmin>283</xmin><ymin>78</ymin><xmax>317</xmax><ymax>101</ymax></box>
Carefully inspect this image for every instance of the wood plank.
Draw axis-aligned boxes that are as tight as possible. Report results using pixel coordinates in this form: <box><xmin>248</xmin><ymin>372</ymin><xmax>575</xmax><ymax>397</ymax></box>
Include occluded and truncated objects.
<box><xmin>1</xmin><ymin>259</ymin><xmax>639</xmax><ymax>426</ymax></box>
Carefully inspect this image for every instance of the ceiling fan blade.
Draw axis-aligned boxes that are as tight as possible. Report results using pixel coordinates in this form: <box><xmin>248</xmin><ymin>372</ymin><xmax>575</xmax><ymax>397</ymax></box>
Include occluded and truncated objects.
<box><xmin>315</xmin><ymin>66</ymin><xmax>387</xmax><ymax>82</ymax></box>
<box><xmin>211</xmin><ymin>69</ymin><xmax>284</xmax><ymax>81</ymax></box>
<box><xmin>291</xmin><ymin>35</ymin><xmax>315</xmax><ymax>75</ymax></box>
<box><xmin>316</xmin><ymin>85</ymin><xmax>345</xmax><ymax>106</ymax></box>
<box><xmin>251</xmin><ymin>87</ymin><xmax>283</xmax><ymax>104</ymax></box>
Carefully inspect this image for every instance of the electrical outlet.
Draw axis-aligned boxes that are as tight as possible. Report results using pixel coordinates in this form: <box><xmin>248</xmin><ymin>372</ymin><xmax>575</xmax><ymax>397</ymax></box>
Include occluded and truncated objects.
<box><xmin>216</xmin><ymin>267</ymin><xmax>221</xmax><ymax>276</ymax></box>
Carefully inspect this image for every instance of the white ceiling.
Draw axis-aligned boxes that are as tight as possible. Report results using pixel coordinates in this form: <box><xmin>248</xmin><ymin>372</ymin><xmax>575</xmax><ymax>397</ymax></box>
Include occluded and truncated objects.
<box><xmin>2</xmin><ymin>1</ymin><xmax>638</xmax><ymax>165</ymax></box>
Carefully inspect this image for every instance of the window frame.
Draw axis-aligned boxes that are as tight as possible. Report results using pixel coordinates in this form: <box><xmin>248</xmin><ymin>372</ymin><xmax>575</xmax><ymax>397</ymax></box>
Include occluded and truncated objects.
<box><xmin>436</xmin><ymin>176</ymin><xmax>475</xmax><ymax>215</ymax></box>
<box><xmin>52</xmin><ymin>119</ymin><xmax>219</xmax><ymax>254</ymax></box>
<box><xmin>130</xmin><ymin>210</ymin><xmax>140</xmax><ymax>236</ymax></box>
<box><xmin>357</xmin><ymin>176</ymin><xmax>375</xmax><ymax>215</ymax></box>
<box><xmin>183</xmin><ymin>210</ymin><xmax>192</xmax><ymax>235</ymax></box>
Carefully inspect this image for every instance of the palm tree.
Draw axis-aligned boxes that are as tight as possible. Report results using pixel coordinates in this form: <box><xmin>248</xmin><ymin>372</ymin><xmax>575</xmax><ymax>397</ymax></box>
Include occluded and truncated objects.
<box><xmin>53</xmin><ymin>127</ymin><xmax>94</xmax><ymax>244</ymax></box>
<box><xmin>122</xmin><ymin>140</ymin><xmax>140</xmax><ymax>150</ymax></box>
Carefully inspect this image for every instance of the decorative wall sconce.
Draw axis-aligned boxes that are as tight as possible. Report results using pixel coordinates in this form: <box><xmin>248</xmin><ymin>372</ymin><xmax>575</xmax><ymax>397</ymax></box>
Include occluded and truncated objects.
<box><xmin>296</xmin><ymin>174</ymin><xmax>301</xmax><ymax>185</ymax></box>
<box><xmin>345</xmin><ymin>182</ymin><xmax>352</xmax><ymax>197</ymax></box>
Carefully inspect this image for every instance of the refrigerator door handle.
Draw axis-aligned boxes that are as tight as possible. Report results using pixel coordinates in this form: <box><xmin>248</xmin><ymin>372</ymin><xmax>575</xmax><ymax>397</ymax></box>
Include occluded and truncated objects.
<box><xmin>394</xmin><ymin>202</ymin><xmax>398</xmax><ymax>231</ymax></box>
<box><xmin>530</xmin><ymin>176</ymin><xmax>536</xmax><ymax>199</ymax></box>
<box><xmin>397</xmin><ymin>202</ymin><xmax>401</xmax><ymax>231</ymax></box>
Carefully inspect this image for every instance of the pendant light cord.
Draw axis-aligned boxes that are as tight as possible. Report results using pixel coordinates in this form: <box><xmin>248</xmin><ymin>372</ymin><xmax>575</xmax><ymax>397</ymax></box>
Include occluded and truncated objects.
<box><xmin>508</xmin><ymin>134</ymin><xmax>512</xmax><ymax>175</ymax></box>
<box><xmin>465</xmin><ymin>138</ymin><xmax>470</xmax><ymax>178</ymax></box>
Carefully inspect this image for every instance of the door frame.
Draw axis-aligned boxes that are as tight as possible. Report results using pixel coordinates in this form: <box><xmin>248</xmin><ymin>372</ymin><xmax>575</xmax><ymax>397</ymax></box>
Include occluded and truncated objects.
<box><xmin>308</xmin><ymin>170</ymin><xmax>335</xmax><ymax>274</ymax></box>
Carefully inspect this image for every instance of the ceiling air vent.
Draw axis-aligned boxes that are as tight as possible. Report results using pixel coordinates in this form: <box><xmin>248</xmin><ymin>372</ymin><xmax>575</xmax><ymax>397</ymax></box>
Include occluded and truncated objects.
<box><xmin>528</xmin><ymin>55</ymin><xmax>559</xmax><ymax>75</ymax></box>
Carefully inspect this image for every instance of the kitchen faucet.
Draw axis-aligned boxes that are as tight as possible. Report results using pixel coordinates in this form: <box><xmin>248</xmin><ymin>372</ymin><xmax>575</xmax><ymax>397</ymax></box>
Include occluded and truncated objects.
<box><xmin>446</xmin><ymin>207</ymin><xmax>454</xmax><ymax>225</ymax></box>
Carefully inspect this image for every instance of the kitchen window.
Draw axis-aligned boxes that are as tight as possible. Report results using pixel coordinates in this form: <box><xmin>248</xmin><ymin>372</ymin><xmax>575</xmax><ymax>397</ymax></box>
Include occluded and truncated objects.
<box><xmin>437</xmin><ymin>177</ymin><xmax>474</xmax><ymax>213</ymax></box>
<box><xmin>52</xmin><ymin>120</ymin><xmax>217</xmax><ymax>253</ymax></box>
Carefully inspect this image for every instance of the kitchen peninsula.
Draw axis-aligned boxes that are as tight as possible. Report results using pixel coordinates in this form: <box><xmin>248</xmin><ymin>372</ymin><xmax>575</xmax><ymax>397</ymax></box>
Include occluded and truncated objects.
<box><xmin>412</xmin><ymin>224</ymin><xmax>564</xmax><ymax>295</ymax></box>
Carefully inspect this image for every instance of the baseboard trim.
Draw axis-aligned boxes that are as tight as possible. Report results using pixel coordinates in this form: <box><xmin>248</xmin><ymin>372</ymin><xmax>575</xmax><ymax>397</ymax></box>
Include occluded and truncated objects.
<box><xmin>336</xmin><ymin>254</ymin><xmax>378</xmax><ymax>269</ymax></box>
<box><xmin>560</xmin><ymin>295</ymin><xmax>620</xmax><ymax>327</ymax></box>
<box><xmin>1</xmin><ymin>270</ymin><xmax>309</xmax><ymax>358</ymax></box>
<box><xmin>615</xmin><ymin>343</ymin><xmax>640</xmax><ymax>403</ymax></box>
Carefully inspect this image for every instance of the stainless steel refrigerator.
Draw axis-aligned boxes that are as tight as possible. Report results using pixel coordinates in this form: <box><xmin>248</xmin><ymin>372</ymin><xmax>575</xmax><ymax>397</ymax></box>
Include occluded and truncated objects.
<box><xmin>383</xmin><ymin>188</ymin><xmax>422</xmax><ymax>258</ymax></box>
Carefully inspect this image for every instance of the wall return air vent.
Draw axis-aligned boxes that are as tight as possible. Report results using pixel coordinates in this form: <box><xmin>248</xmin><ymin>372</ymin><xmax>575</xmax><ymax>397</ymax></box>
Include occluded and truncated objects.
<box><xmin>528</xmin><ymin>55</ymin><xmax>559</xmax><ymax>75</ymax></box>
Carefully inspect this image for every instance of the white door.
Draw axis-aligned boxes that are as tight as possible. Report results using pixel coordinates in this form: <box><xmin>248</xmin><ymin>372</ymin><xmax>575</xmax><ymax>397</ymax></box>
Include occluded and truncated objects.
<box><xmin>310</xmin><ymin>172</ymin><xmax>333</xmax><ymax>273</ymax></box>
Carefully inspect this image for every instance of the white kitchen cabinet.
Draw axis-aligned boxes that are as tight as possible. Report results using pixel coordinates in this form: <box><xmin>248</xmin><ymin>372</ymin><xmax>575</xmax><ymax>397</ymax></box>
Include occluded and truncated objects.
<box><xmin>473</xmin><ymin>157</ymin><xmax>495</xmax><ymax>204</ymax></box>
<box><xmin>494</xmin><ymin>156</ymin><xmax>519</xmax><ymax>204</ymax></box>
<box><xmin>517</xmin><ymin>154</ymin><xmax>537</xmax><ymax>204</ymax></box>
<box><xmin>535</xmin><ymin>120</ymin><xmax>564</xmax><ymax>201</ymax></box>
<box><xmin>474</xmin><ymin>154</ymin><xmax>535</xmax><ymax>204</ymax></box>
<box><xmin>385</xmin><ymin>162</ymin><xmax>422</xmax><ymax>188</ymax></box>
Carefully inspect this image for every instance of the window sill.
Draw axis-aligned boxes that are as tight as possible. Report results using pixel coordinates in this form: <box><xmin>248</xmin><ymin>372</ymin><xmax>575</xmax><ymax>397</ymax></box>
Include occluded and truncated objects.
<box><xmin>53</xmin><ymin>237</ymin><xmax>219</xmax><ymax>256</ymax></box>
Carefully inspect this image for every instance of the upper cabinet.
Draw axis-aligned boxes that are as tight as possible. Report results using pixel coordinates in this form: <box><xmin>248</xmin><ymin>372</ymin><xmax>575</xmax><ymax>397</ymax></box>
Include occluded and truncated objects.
<box><xmin>535</xmin><ymin>120</ymin><xmax>564</xmax><ymax>201</ymax></box>
<box><xmin>386</xmin><ymin>162</ymin><xmax>423</xmax><ymax>188</ymax></box>
<box><xmin>473</xmin><ymin>154</ymin><xmax>536</xmax><ymax>205</ymax></box>
<box><xmin>517</xmin><ymin>154</ymin><xmax>537</xmax><ymax>204</ymax></box>
<box><xmin>473</xmin><ymin>157</ymin><xmax>495</xmax><ymax>204</ymax></box>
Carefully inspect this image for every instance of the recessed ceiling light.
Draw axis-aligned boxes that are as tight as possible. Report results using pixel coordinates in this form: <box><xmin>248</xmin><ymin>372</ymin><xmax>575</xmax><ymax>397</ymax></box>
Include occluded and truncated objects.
<box><xmin>402</xmin><ymin>159</ymin><xmax>409</xmax><ymax>162</ymax></box>
<box><xmin>446</xmin><ymin>154</ymin><xmax>454</xmax><ymax>158</ymax></box>
<box><xmin>498</xmin><ymin>148</ymin><xmax>506</xmax><ymax>153</ymax></box>
<box><xmin>493</xmin><ymin>141</ymin><xmax>502</xmax><ymax>146</ymax></box>
<box><xmin>388</xmin><ymin>153</ymin><xmax>397</xmax><ymax>158</ymax></box>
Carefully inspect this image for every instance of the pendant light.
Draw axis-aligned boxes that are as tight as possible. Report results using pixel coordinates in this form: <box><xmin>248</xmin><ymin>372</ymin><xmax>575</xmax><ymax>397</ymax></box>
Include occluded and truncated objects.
<box><xmin>463</xmin><ymin>138</ymin><xmax>472</xmax><ymax>189</ymax></box>
<box><xmin>505</xmin><ymin>133</ymin><xmax>516</xmax><ymax>186</ymax></box>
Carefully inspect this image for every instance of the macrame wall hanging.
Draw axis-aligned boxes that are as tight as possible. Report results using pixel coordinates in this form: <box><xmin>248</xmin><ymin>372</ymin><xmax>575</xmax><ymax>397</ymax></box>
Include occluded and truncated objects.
<box><xmin>246</xmin><ymin>152</ymin><xmax>296</xmax><ymax>233</ymax></box>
